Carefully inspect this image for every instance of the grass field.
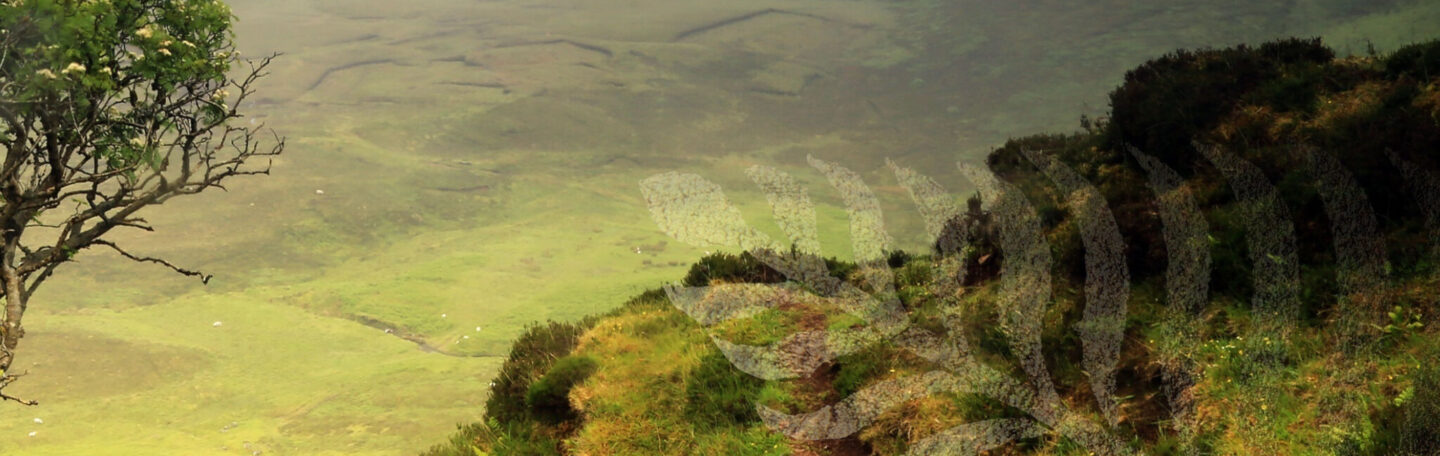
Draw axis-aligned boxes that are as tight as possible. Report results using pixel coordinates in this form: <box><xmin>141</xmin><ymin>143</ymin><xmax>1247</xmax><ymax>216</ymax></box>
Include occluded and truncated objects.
<box><xmin>1</xmin><ymin>0</ymin><xmax>1437</xmax><ymax>454</ymax></box>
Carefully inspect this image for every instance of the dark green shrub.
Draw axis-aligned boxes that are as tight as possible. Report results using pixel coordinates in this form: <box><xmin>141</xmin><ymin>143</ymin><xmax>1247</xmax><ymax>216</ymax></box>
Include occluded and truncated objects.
<box><xmin>1386</xmin><ymin>39</ymin><xmax>1440</xmax><ymax>81</ymax></box>
<box><xmin>1257</xmin><ymin>37</ymin><xmax>1337</xmax><ymax>65</ymax></box>
<box><xmin>933</xmin><ymin>193</ymin><xmax>1003</xmax><ymax>285</ymax></box>
<box><xmin>1251</xmin><ymin>65</ymin><xmax>1323</xmax><ymax>113</ymax></box>
<box><xmin>894</xmin><ymin>260</ymin><xmax>934</xmax><ymax>310</ymax></box>
<box><xmin>681</xmin><ymin>249</ymin><xmax>857</xmax><ymax>286</ymax></box>
<box><xmin>525</xmin><ymin>355</ymin><xmax>600</xmax><ymax>424</ymax></box>
<box><xmin>682</xmin><ymin>251</ymin><xmax>784</xmax><ymax>287</ymax></box>
<box><xmin>824</xmin><ymin>256</ymin><xmax>858</xmax><ymax>281</ymax></box>
<box><xmin>485</xmin><ymin>320</ymin><xmax>590</xmax><ymax>424</ymax></box>
<box><xmin>1105</xmin><ymin>37</ymin><xmax>1332</xmax><ymax>166</ymax></box>
<box><xmin>684</xmin><ymin>351</ymin><xmax>765</xmax><ymax>427</ymax></box>
<box><xmin>893</xmin><ymin>260</ymin><xmax>930</xmax><ymax>289</ymax></box>
<box><xmin>885</xmin><ymin>250</ymin><xmax>913</xmax><ymax>268</ymax></box>
<box><xmin>617</xmin><ymin>287</ymin><xmax>670</xmax><ymax>314</ymax></box>
<box><xmin>932</xmin><ymin>193</ymin><xmax>978</xmax><ymax>257</ymax></box>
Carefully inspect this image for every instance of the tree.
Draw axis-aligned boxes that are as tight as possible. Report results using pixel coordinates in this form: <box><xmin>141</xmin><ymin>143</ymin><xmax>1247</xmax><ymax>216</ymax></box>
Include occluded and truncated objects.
<box><xmin>0</xmin><ymin>0</ymin><xmax>282</xmax><ymax>405</ymax></box>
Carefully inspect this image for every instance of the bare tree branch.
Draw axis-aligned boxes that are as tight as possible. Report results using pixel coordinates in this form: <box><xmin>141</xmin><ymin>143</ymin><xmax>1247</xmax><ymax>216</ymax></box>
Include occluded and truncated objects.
<box><xmin>0</xmin><ymin>372</ymin><xmax>37</xmax><ymax>406</ymax></box>
<box><xmin>93</xmin><ymin>240</ymin><xmax>211</xmax><ymax>284</ymax></box>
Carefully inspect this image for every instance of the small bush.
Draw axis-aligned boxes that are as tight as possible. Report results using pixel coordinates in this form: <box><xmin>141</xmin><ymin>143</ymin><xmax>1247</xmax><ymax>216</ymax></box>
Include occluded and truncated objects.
<box><xmin>682</xmin><ymin>251</ymin><xmax>784</xmax><ymax>287</ymax></box>
<box><xmin>526</xmin><ymin>355</ymin><xmax>600</xmax><ymax>423</ymax></box>
<box><xmin>893</xmin><ymin>260</ymin><xmax>930</xmax><ymax>289</ymax></box>
<box><xmin>885</xmin><ymin>250</ymin><xmax>913</xmax><ymax>268</ymax></box>
<box><xmin>486</xmin><ymin>320</ymin><xmax>590</xmax><ymax>424</ymax></box>
<box><xmin>825</xmin><ymin>256</ymin><xmax>859</xmax><ymax>281</ymax></box>
<box><xmin>617</xmin><ymin>287</ymin><xmax>670</xmax><ymax>314</ymax></box>
<box><xmin>934</xmin><ymin>193</ymin><xmax>1003</xmax><ymax>285</ymax></box>
<box><xmin>1106</xmin><ymin>37</ymin><xmax>1332</xmax><ymax>165</ymax></box>
<box><xmin>1386</xmin><ymin>39</ymin><xmax>1440</xmax><ymax>81</ymax></box>
<box><xmin>1251</xmin><ymin>65</ymin><xmax>1323</xmax><ymax>113</ymax></box>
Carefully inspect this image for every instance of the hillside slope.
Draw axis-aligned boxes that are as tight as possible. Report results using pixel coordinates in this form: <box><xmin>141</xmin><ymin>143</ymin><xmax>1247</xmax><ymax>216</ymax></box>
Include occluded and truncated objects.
<box><xmin>427</xmin><ymin>38</ymin><xmax>1440</xmax><ymax>455</ymax></box>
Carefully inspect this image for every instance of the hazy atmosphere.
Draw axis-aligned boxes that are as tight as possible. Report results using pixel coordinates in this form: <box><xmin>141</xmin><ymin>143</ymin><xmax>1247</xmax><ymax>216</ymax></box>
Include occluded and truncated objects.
<box><xmin>2</xmin><ymin>0</ymin><xmax>1438</xmax><ymax>454</ymax></box>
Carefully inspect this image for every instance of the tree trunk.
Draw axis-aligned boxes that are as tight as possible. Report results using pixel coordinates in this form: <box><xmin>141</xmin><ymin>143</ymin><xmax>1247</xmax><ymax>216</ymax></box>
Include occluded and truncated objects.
<box><xmin>0</xmin><ymin>253</ymin><xmax>24</xmax><ymax>373</ymax></box>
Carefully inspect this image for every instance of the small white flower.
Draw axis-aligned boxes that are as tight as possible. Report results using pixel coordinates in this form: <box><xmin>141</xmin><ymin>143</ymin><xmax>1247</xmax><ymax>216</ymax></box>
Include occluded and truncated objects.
<box><xmin>212</xmin><ymin>89</ymin><xmax>229</xmax><ymax>100</ymax></box>
<box><xmin>35</xmin><ymin>69</ymin><xmax>56</xmax><ymax>79</ymax></box>
<box><xmin>157</xmin><ymin>48</ymin><xmax>171</xmax><ymax>56</ymax></box>
<box><xmin>32</xmin><ymin>418</ymin><xmax>42</xmax><ymax>424</ymax></box>
<box><xmin>212</xmin><ymin>321</ymin><xmax>222</xmax><ymax>327</ymax></box>
<box><xmin>159</xmin><ymin>40</ymin><xmax>172</xmax><ymax>47</ymax></box>
<box><xmin>135</xmin><ymin>26</ymin><xmax>153</xmax><ymax>39</ymax></box>
<box><xmin>60</xmin><ymin>62</ymin><xmax>85</xmax><ymax>75</ymax></box>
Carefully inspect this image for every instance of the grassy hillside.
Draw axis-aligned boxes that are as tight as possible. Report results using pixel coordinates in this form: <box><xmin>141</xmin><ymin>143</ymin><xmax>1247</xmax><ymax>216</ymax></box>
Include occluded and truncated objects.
<box><xmin>5</xmin><ymin>1</ymin><xmax>1439</xmax><ymax>454</ymax></box>
<box><xmin>428</xmin><ymin>38</ymin><xmax>1440</xmax><ymax>455</ymax></box>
